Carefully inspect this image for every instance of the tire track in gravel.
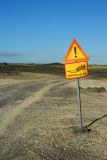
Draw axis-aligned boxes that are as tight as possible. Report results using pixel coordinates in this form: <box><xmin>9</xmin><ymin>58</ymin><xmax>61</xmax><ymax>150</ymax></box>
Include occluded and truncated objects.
<box><xmin>0</xmin><ymin>80</ymin><xmax>65</xmax><ymax>135</ymax></box>
<box><xmin>0</xmin><ymin>80</ymin><xmax>47</xmax><ymax>108</ymax></box>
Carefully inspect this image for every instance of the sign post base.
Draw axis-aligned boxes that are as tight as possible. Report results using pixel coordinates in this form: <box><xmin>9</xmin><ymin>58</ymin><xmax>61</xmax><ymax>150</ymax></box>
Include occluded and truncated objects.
<box><xmin>73</xmin><ymin>127</ymin><xmax>91</xmax><ymax>133</ymax></box>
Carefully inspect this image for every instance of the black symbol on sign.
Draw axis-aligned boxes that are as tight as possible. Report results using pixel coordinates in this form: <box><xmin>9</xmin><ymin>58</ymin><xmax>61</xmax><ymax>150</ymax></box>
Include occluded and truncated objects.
<box><xmin>74</xmin><ymin>47</ymin><xmax>77</xmax><ymax>58</ymax></box>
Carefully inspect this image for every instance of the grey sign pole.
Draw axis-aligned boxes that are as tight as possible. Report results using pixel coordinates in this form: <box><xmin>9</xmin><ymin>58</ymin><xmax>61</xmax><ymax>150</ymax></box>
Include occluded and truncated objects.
<box><xmin>77</xmin><ymin>78</ymin><xmax>83</xmax><ymax>130</ymax></box>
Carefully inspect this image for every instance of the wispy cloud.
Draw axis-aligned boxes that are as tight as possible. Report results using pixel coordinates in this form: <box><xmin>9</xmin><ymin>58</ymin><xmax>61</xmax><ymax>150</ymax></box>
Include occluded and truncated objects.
<box><xmin>0</xmin><ymin>52</ymin><xmax>23</xmax><ymax>57</ymax></box>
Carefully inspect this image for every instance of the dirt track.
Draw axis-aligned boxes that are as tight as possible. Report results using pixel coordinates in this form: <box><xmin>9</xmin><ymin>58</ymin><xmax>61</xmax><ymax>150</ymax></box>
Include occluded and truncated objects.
<box><xmin>0</xmin><ymin>74</ymin><xmax>107</xmax><ymax>160</ymax></box>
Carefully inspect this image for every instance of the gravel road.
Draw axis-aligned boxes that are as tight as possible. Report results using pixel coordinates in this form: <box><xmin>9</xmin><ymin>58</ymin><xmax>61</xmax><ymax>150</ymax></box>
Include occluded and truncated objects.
<box><xmin>0</xmin><ymin>76</ymin><xmax>107</xmax><ymax>160</ymax></box>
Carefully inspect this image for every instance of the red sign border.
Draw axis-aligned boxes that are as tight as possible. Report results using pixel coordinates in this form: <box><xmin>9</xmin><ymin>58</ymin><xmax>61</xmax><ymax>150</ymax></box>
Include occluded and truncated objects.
<box><xmin>64</xmin><ymin>39</ymin><xmax>89</xmax><ymax>63</ymax></box>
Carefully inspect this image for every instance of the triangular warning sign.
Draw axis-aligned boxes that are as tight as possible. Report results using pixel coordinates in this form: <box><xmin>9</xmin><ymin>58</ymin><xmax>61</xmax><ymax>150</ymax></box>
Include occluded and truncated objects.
<box><xmin>64</xmin><ymin>39</ymin><xmax>89</xmax><ymax>63</ymax></box>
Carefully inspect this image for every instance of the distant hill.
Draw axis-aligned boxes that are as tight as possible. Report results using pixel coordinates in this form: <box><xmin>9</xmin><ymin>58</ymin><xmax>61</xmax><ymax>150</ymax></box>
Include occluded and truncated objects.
<box><xmin>46</xmin><ymin>62</ymin><xmax>63</xmax><ymax>65</ymax></box>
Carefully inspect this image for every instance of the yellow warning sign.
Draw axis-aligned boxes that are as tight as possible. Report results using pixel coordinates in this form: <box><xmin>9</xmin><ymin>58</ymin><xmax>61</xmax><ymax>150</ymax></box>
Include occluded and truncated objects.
<box><xmin>65</xmin><ymin>61</ymin><xmax>88</xmax><ymax>79</ymax></box>
<box><xmin>64</xmin><ymin>39</ymin><xmax>89</xmax><ymax>63</ymax></box>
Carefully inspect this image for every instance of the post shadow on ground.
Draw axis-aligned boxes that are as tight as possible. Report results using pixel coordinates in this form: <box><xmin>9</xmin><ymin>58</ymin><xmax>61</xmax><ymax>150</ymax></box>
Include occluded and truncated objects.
<box><xmin>73</xmin><ymin>114</ymin><xmax>107</xmax><ymax>133</ymax></box>
<box><xmin>85</xmin><ymin>114</ymin><xmax>107</xmax><ymax>128</ymax></box>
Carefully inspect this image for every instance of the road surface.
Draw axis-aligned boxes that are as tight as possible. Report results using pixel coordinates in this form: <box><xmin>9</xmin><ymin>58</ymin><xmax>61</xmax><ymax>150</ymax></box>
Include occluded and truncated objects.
<box><xmin>0</xmin><ymin>76</ymin><xmax>107</xmax><ymax>159</ymax></box>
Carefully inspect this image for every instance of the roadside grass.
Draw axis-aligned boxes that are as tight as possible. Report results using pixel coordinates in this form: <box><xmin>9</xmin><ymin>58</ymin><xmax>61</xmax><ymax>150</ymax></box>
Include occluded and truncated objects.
<box><xmin>89</xmin><ymin>65</ymin><xmax>107</xmax><ymax>69</ymax></box>
<box><xmin>0</xmin><ymin>63</ymin><xmax>107</xmax><ymax>78</ymax></box>
<box><xmin>0</xmin><ymin>63</ymin><xmax>64</xmax><ymax>75</ymax></box>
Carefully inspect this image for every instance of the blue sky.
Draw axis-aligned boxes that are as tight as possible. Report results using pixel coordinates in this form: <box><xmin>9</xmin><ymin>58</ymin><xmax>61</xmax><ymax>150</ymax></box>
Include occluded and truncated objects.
<box><xmin>0</xmin><ymin>0</ymin><xmax>107</xmax><ymax>64</ymax></box>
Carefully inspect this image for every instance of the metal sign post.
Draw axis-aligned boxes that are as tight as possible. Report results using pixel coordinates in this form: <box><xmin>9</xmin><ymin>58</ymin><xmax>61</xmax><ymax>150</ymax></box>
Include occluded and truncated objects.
<box><xmin>77</xmin><ymin>78</ymin><xmax>83</xmax><ymax>130</ymax></box>
<box><xmin>76</xmin><ymin>78</ymin><xmax>91</xmax><ymax>132</ymax></box>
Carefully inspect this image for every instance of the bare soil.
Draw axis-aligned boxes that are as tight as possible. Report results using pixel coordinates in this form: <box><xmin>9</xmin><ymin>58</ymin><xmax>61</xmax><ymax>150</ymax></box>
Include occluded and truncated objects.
<box><xmin>0</xmin><ymin>73</ymin><xmax>107</xmax><ymax>160</ymax></box>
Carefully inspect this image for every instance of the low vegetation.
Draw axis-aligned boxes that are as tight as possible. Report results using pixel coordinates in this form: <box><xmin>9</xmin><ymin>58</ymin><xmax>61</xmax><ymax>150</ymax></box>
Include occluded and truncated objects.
<box><xmin>0</xmin><ymin>63</ymin><xmax>107</xmax><ymax>78</ymax></box>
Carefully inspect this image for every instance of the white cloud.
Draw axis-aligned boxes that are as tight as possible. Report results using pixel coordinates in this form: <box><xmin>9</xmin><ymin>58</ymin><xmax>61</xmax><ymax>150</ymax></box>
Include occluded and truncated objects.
<box><xmin>0</xmin><ymin>52</ymin><xmax>22</xmax><ymax>57</ymax></box>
